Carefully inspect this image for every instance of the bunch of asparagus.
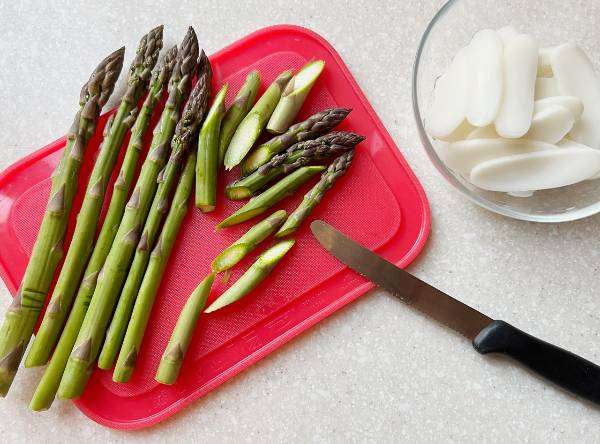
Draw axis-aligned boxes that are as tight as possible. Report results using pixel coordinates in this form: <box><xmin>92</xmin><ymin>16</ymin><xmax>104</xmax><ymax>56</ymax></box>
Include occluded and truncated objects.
<box><xmin>0</xmin><ymin>25</ymin><xmax>366</xmax><ymax>407</ymax></box>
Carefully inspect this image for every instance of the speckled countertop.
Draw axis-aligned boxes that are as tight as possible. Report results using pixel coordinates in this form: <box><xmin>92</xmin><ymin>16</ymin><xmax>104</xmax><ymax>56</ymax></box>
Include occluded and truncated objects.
<box><xmin>1</xmin><ymin>0</ymin><xmax>599</xmax><ymax>442</ymax></box>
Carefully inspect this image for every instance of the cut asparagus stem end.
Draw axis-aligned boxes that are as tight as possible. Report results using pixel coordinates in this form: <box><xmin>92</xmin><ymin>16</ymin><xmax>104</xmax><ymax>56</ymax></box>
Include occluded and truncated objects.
<box><xmin>57</xmin><ymin>364</ymin><xmax>89</xmax><ymax>399</ymax></box>
<box><xmin>199</xmin><ymin>204</ymin><xmax>216</xmax><ymax>213</ymax></box>
<box><xmin>225</xmin><ymin>185</ymin><xmax>252</xmax><ymax>200</ymax></box>
<box><xmin>266</xmin><ymin>60</ymin><xmax>325</xmax><ymax>134</ymax></box>
<box><xmin>211</xmin><ymin>244</ymin><xmax>251</xmax><ymax>272</ymax></box>
<box><xmin>155</xmin><ymin>359</ymin><xmax>182</xmax><ymax>385</ymax></box>
<box><xmin>113</xmin><ymin>368</ymin><xmax>134</xmax><ymax>383</ymax></box>
<box><xmin>205</xmin><ymin>239</ymin><xmax>295</xmax><ymax>313</ymax></box>
<box><xmin>29</xmin><ymin>399</ymin><xmax>50</xmax><ymax>412</ymax></box>
<box><xmin>224</xmin><ymin>113</ymin><xmax>262</xmax><ymax>170</ymax></box>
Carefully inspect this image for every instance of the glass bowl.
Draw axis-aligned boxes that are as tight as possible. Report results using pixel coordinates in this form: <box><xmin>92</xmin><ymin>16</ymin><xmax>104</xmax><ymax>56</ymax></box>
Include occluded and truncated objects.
<box><xmin>412</xmin><ymin>0</ymin><xmax>600</xmax><ymax>222</ymax></box>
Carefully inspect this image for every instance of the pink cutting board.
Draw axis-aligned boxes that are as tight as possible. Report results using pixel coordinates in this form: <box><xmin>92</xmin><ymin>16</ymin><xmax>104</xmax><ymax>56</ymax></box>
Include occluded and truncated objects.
<box><xmin>0</xmin><ymin>25</ymin><xmax>430</xmax><ymax>429</ymax></box>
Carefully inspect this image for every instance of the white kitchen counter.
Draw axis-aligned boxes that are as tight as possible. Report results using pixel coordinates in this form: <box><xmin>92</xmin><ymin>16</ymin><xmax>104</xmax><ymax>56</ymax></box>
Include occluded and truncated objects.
<box><xmin>0</xmin><ymin>0</ymin><xmax>599</xmax><ymax>442</ymax></box>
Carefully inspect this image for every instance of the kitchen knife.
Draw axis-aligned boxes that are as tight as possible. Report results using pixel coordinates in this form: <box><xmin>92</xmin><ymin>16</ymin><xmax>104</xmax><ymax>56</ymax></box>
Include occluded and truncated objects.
<box><xmin>310</xmin><ymin>220</ymin><xmax>600</xmax><ymax>405</ymax></box>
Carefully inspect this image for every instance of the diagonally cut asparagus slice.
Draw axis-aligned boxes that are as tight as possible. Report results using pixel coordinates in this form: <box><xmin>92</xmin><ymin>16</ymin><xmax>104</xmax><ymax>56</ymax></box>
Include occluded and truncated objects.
<box><xmin>217</xmin><ymin>166</ymin><xmax>324</xmax><ymax>228</ymax></box>
<box><xmin>205</xmin><ymin>239</ymin><xmax>296</xmax><ymax>314</ymax></box>
<box><xmin>212</xmin><ymin>210</ymin><xmax>287</xmax><ymax>272</ymax></box>
<box><xmin>224</xmin><ymin>70</ymin><xmax>292</xmax><ymax>170</ymax></box>
<box><xmin>266</xmin><ymin>60</ymin><xmax>325</xmax><ymax>134</ymax></box>
<box><xmin>219</xmin><ymin>70</ymin><xmax>260</xmax><ymax>165</ymax></box>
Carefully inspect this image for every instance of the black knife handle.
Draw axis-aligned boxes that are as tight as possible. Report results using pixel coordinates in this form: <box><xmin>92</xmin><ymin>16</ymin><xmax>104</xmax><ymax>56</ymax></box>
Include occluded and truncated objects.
<box><xmin>473</xmin><ymin>320</ymin><xmax>600</xmax><ymax>405</ymax></box>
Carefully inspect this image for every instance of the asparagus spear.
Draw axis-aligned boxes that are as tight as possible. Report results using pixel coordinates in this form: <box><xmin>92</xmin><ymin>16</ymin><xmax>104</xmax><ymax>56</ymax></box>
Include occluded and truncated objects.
<box><xmin>96</xmin><ymin>52</ymin><xmax>211</xmax><ymax>374</ymax></box>
<box><xmin>217</xmin><ymin>166</ymin><xmax>324</xmax><ymax>228</ymax></box>
<box><xmin>266</xmin><ymin>60</ymin><xmax>325</xmax><ymax>134</ymax></box>
<box><xmin>224</xmin><ymin>70</ymin><xmax>292</xmax><ymax>170</ymax></box>
<box><xmin>226</xmin><ymin>132</ymin><xmax>364</xmax><ymax>200</ymax></box>
<box><xmin>57</xmin><ymin>29</ymin><xmax>200</xmax><ymax>399</ymax></box>
<box><xmin>0</xmin><ymin>47</ymin><xmax>124</xmax><ymax>397</ymax></box>
<box><xmin>212</xmin><ymin>210</ymin><xmax>287</xmax><ymax>272</ymax></box>
<box><xmin>27</xmin><ymin>50</ymin><xmax>178</xmax><ymax>412</ymax></box>
<box><xmin>155</xmin><ymin>273</ymin><xmax>215</xmax><ymax>385</ymax></box>
<box><xmin>113</xmin><ymin>151</ymin><xmax>196</xmax><ymax>382</ymax></box>
<box><xmin>277</xmin><ymin>151</ymin><xmax>355</xmax><ymax>238</ymax></box>
<box><xmin>219</xmin><ymin>70</ymin><xmax>260</xmax><ymax>165</ymax></box>
<box><xmin>25</xmin><ymin>26</ymin><xmax>164</xmax><ymax>368</ymax></box>
<box><xmin>205</xmin><ymin>239</ymin><xmax>296</xmax><ymax>313</ymax></box>
<box><xmin>241</xmin><ymin>108</ymin><xmax>350</xmax><ymax>175</ymax></box>
<box><xmin>196</xmin><ymin>84</ymin><xmax>228</xmax><ymax>212</ymax></box>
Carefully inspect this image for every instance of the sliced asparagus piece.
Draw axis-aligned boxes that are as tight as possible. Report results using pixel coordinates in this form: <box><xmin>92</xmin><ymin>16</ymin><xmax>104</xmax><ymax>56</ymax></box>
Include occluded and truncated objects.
<box><xmin>212</xmin><ymin>210</ymin><xmax>287</xmax><ymax>272</ymax></box>
<box><xmin>26</xmin><ymin>26</ymin><xmax>164</xmax><ymax>368</ymax></box>
<box><xmin>113</xmin><ymin>151</ymin><xmax>196</xmax><ymax>383</ymax></box>
<box><xmin>277</xmin><ymin>150</ymin><xmax>356</xmax><ymax>238</ymax></box>
<box><xmin>196</xmin><ymin>84</ymin><xmax>228</xmax><ymax>212</ymax></box>
<box><xmin>57</xmin><ymin>30</ymin><xmax>200</xmax><ymax>399</ymax></box>
<box><xmin>217</xmin><ymin>166</ymin><xmax>324</xmax><ymax>228</ymax></box>
<box><xmin>224</xmin><ymin>70</ymin><xmax>292</xmax><ymax>170</ymax></box>
<box><xmin>205</xmin><ymin>239</ymin><xmax>296</xmax><ymax>313</ymax></box>
<box><xmin>241</xmin><ymin>108</ymin><xmax>350</xmax><ymax>175</ymax></box>
<box><xmin>0</xmin><ymin>47</ymin><xmax>125</xmax><ymax>397</ymax></box>
<box><xmin>226</xmin><ymin>132</ymin><xmax>363</xmax><ymax>200</ymax></box>
<box><xmin>266</xmin><ymin>60</ymin><xmax>325</xmax><ymax>134</ymax></box>
<box><xmin>155</xmin><ymin>273</ymin><xmax>215</xmax><ymax>385</ymax></box>
<box><xmin>219</xmin><ymin>70</ymin><xmax>260</xmax><ymax>165</ymax></box>
<box><xmin>96</xmin><ymin>53</ymin><xmax>211</xmax><ymax>374</ymax></box>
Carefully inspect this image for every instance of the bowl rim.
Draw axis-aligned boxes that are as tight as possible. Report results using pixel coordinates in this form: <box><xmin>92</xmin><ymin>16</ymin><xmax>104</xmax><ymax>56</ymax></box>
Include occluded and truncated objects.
<box><xmin>411</xmin><ymin>0</ymin><xmax>600</xmax><ymax>223</ymax></box>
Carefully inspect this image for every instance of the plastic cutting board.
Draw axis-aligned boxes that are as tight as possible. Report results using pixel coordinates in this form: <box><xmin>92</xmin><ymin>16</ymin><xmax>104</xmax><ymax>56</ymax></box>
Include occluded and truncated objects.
<box><xmin>0</xmin><ymin>25</ymin><xmax>430</xmax><ymax>429</ymax></box>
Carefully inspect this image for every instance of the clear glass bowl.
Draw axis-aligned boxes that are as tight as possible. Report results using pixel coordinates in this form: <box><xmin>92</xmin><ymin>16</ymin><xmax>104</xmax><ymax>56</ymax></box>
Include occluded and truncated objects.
<box><xmin>413</xmin><ymin>0</ymin><xmax>600</xmax><ymax>222</ymax></box>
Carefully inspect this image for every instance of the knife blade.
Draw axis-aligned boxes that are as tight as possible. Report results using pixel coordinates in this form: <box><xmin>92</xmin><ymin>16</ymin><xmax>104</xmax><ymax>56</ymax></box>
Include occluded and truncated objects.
<box><xmin>311</xmin><ymin>220</ymin><xmax>600</xmax><ymax>405</ymax></box>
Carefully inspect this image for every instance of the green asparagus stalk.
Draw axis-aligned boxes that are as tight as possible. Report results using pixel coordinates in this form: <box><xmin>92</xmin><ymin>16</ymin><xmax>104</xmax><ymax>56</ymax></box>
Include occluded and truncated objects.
<box><xmin>27</xmin><ymin>49</ymin><xmax>178</xmax><ymax>412</ymax></box>
<box><xmin>155</xmin><ymin>273</ymin><xmax>215</xmax><ymax>385</ymax></box>
<box><xmin>0</xmin><ymin>48</ymin><xmax>124</xmax><ymax>397</ymax></box>
<box><xmin>217</xmin><ymin>166</ymin><xmax>324</xmax><ymax>228</ymax></box>
<box><xmin>113</xmin><ymin>151</ymin><xmax>196</xmax><ymax>382</ymax></box>
<box><xmin>205</xmin><ymin>239</ymin><xmax>296</xmax><ymax>313</ymax></box>
<box><xmin>25</xmin><ymin>26</ymin><xmax>164</xmax><ymax>369</ymax></box>
<box><xmin>196</xmin><ymin>84</ymin><xmax>228</xmax><ymax>212</ymax></box>
<box><xmin>95</xmin><ymin>52</ymin><xmax>211</xmax><ymax>375</ymax></box>
<box><xmin>224</xmin><ymin>70</ymin><xmax>292</xmax><ymax>170</ymax></box>
<box><xmin>212</xmin><ymin>210</ymin><xmax>287</xmax><ymax>272</ymax></box>
<box><xmin>241</xmin><ymin>108</ymin><xmax>350</xmax><ymax>175</ymax></box>
<box><xmin>266</xmin><ymin>60</ymin><xmax>325</xmax><ymax>134</ymax></box>
<box><xmin>56</xmin><ymin>29</ymin><xmax>200</xmax><ymax>399</ymax></box>
<box><xmin>226</xmin><ymin>132</ymin><xmax>364</xmax><ymax>200</ymax></box>
<box><xmin>277</xmin><ymin>151</ymin><xmax>355</xmax><ymax>238</ymax></box>
<box><xmin>219</xmin><ymin>70</ymin><xmax>260</xmax><ymax>165</ymax></box>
